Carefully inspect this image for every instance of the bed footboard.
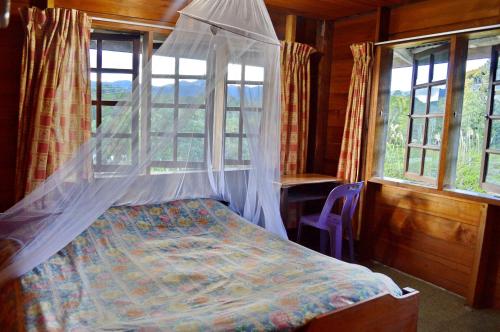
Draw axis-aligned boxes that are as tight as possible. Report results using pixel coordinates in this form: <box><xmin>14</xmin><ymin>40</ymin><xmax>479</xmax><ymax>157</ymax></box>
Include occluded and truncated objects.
<box><xmin>300</xmin><ymin>287</ymin><xmax>419</xmax><ymax>332</ymax></box>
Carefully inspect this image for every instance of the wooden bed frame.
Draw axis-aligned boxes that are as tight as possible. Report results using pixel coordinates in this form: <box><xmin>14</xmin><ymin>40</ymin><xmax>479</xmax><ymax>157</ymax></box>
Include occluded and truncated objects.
<box><xmin>299</xmin><ymin>287</ymin><xmax>419</xmax><ymax>332</ymax></box>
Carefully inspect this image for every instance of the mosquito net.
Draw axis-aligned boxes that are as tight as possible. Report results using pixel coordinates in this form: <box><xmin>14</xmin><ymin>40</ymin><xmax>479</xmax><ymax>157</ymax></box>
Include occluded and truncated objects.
<box><xmin>0</xmin><ymin>0</ymin><xmax>286</xmax><ymax>285</ymax></box>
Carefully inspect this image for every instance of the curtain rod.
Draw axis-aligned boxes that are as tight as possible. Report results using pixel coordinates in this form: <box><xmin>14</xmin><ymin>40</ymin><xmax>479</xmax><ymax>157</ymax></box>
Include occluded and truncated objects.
<box><xmin>375</xmin><ymin>23</ymin><xmax>500</xmax><ymax>46</ymax></box>
<box><xmin>90</xmin><ymin>16</ymin><xmax>175</xmax><ymax>31</ymax></box>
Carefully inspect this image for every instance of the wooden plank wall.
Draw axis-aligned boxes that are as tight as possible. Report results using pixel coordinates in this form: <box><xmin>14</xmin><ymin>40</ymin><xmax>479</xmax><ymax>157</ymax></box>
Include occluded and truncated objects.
<box><xmin>323</xmin><ymin>13</ymin><xmax>377</xmax><ymax>175</ymax></box>
<box><xmin>362</xmin><ymin>183</ymin><xmax>488</xmax><ymax>297</ymax></box>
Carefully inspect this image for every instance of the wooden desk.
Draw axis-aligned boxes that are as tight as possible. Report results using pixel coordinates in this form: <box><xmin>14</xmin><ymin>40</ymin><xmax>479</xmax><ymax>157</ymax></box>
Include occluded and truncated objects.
<box><xmin>278</xmin><ymin>173</ymin><xmax>342</xmax><ymax>228</ymax></box>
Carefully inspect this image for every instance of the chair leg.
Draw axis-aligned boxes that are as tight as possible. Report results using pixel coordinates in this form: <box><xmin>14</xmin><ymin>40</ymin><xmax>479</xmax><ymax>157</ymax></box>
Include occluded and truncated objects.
<box><xmin>348</xmin><ymin>226</ymin><xmax>355</xmax><ymax>262</ymax></box>
<box><xmin>297</xmin><ymin>222</ymin><xmax>303</xmax><ymax>244</ymax></box>
<box><xmin>329</xmin><ymin>225</ymin><xmax>343</xmax><ymax>260</ymax></box>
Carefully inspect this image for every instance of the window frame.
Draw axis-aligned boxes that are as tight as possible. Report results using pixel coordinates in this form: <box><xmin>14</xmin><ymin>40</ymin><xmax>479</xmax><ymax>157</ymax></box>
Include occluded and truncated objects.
<box><xmin>404</xmin><ymin>44</ymin><xmax>449</xmax><ymax>184</ymax></box>
<box><xmin>90</xmin><ymin>32</ymin><xmax>141</xmax><ymax>172</ymax></box>
<box><xmin>480</xmin><ymin>44</ymin><xmax>500</xmax><ymax>193</ymax></box>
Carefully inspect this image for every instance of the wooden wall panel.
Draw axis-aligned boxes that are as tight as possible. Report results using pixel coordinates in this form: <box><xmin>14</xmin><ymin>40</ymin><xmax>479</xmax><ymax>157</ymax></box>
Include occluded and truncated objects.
<box><xmin>323</xmin><ymin>13</ymin><xmax>377</xmax><ymax>175</ymax></box>
<box><xmin>0</xmin><ymin>0</ymin><xmax>32</xmax><ymax>211</ymax></box>
<box><xmin>388</xmin><ymin>0</ymin><xmax>500</xmax><ymax>39</ymax></box>
<box><xmin>363</xmin><ymin>183</ymin><xmax>488</xmax><ymax>298</ymax></box>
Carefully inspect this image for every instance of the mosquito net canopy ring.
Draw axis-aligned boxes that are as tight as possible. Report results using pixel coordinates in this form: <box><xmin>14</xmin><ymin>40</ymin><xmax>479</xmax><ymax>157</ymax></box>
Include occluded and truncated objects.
<box><xmin>0</xmin><ymin>0</ymin><xmax>286</xmax><ymax>285</ymax></box>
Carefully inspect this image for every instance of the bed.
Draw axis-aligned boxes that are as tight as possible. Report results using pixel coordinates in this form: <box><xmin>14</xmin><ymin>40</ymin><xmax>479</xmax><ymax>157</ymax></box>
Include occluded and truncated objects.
<box><xmin>0</xmin><ymin>199</ymin><xmax>418</xmax><ymax>331</ymax></box>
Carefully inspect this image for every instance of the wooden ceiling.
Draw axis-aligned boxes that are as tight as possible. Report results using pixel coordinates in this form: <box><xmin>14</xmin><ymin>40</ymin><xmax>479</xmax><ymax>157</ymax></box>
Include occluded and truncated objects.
<box><xmin>265</xmin><ymin>0</ymin><xmax>412</xmax><ymax>19</ymax></box>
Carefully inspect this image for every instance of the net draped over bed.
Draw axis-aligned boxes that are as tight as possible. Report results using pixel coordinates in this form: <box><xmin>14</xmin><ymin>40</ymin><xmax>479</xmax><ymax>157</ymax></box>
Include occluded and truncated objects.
<box><xmin>0</xmin><ymin>0</ymin><xmax>286</xmax><ymax>285</ymax></box>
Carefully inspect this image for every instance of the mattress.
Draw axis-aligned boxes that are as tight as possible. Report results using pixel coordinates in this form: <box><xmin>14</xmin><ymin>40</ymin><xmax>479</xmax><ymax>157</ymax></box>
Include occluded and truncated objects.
<box><xmin>0</xmin><ymin>198</ymin><xmax>401</xmax><ymax>331</ymax></box>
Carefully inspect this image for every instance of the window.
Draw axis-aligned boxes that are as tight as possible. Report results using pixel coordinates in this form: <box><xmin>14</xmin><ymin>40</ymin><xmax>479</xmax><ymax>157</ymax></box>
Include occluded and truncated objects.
<box><xmin>149</xmin><ymin>46</ymin><xmax>208</xmax><ymax>173</ymax></box>
<box><xmin>90</xmin><ymin>33</ymin><xmax>141</xmax><ymax>171</ymax></box>
<box><xmin>224</xmin><ymin>63</ymin><xmax>264</xmax><ymax>165</ymax></box>
<box><xmin>384</xmin><ymin>43</ymin><xmax>449</xmax><ymax>184</ymax></box>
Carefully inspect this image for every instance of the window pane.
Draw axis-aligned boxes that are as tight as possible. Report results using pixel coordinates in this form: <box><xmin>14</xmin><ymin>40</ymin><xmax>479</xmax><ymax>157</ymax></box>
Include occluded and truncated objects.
<box><xmin>152</xmin><ymin>55</ymin><xmax>175</xmax><ymax>75</ymax></box>
<box><xmin>152</xmin><ymin>78</ymin><xmax>175</xmax><ymax>104</ymax></box>
<box><xmin>408</xmin><ymin>148</ymin><xmax>422</xmax><ymax>174</ymax></box>
<box><xmin>151</xmin><ymin>108</ymin><xmax>174</xmax><ymax>133</ymax></box>
<box><xmin>151</xmin><ymin>137</ymin><xmax>173</xmax><ymax>161</ymax></box>
<box><xmin>225</xmin><ymin>111</ymin><xmax>240</xmax><ymax>134</ymax></box>
<box><xmin>413</xmin><ymin>88</ymin><xmax>428</xmax><ymax>115</ymax></box>
<box><xmin>102</xmin><ymin>106</ymin><xmax>131</xmax><ymax>133</ymax></box>
<box><xmin>423</xmin><ymin>149</ymin><xmax>439</xmax><ymax>178</ymax></box>
<box><xmin>245</xmin><ymin>65</ymin><xmax>264</xmax><ymax>82</ymax></box>
<box><xmin>225</xmin><ymin>137</ymin><xmax>239</xmax><ymax>160</ymax></box>
<box><xmin>177</xmin><ymin>137</ymin><xmax>204</xmax><ymax>162</ymax></box>
<box><xmin>432</xmin><ymin>50</ymin><xmax>449</xmax><ymax>82</ymax></box>
<box><xmin>427</xmin><ymin>117</ymin><xmax>443</xmax><ymax>146</ymax></box>
<box><xmin>242</xmin><ymin>137</ymin><xmax>250</xmax><ymax>161</ymax></box>
<box><xmin>416</xmin><ymin>56</ymin><xmax>430</xmax><ymax>85</ymax></box>
<box><xmin>486</xmin><ymin>153</ymin><xmax>500</xmax><ymax>186</ymax></box>
<box><xmin>228</xmin><ymin>63</ymin><xmax>242</xmax><ymax>81</ymax></box>
<box><xmin>244</xmin><ymin>85</ymin><xmax>263</xmax><ymax>108</ymax></box>
<box><xmin>179</xmin><ymin>79</ymin><xmax>206</xmax><ymax>104</ymax></box>
<box><xmin>102</xmin><ymin>138</ymin><xmax>131</xmax><ymax>165</ymax></box>
<box><xmin>91</xmin><ymin>105</ymin><xmax>97</xmax><ymax>133</ymax></box>
<box><xmin>102</xmin><ymin>73</ymin><xmax>133</xmax><ymax>101</ymax></box>
<box><xmin>178</xmin><ymin>109</ymin><xmax>205</xmax><ymax>134</ymax></box>
<box><xmin>429</xmin><ymin>85</ymin><xmax>446</xmax><ymax>114</ymax></box>
<box><xmin>102</xmin><ymin>40</ymin><xmax>133</xmax><ymax>70</ymax></box>
<box><xmin>91</xmin><ymin>73</ymin><xmax>97</xmax><ymax>100</ymax></box>
<box><xmin>494</xmin><ymin>85</ymin><xmax>500</xmax><ymax>115</ymax></box>
<box><xmin>454</xmin><ymin>38</ymin><xmax>490</xmax><ymax>193</ymax></box>
<box><xmin>90</xmin><ymin>40</ymin><xmax>97</xmax><ymax>68</ymax></box>
<box><xmin>410</xmin><ymin>118</ymin><xmax>425</xmax><ymax>144</ymax></box>
<box><xmin>490</xmin><ymin>120</ymin><xmax>500</xmax><ymax>150</ymax></box>
<box><xmin>226</xmin><ymin>84</ymin><xmax>241</xmax><ymax>107</ymax></box>
<box><xmin>179</xmin><ymin>58</ymin><xmax>206</xmax><ymax>76</ymax></box>
<box><xmin>496</xmin><ymin>55</ymin><xmax>500</xmax><ymax>81</ymax></box>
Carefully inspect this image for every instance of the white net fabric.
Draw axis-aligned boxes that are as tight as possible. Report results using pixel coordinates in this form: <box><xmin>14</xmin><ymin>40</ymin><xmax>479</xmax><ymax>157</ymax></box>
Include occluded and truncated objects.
<box><xmin>0</xmin><ymin>0</ymin><xmax>286</xmax><ymax>285</ymax></box>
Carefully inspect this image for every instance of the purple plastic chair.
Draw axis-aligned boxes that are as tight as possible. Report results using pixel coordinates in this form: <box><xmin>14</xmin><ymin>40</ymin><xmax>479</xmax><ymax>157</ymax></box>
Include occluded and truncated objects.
<box><xmin>297</xmin><ymin>182</ymin><xmax>363</xmax><ymax>261</ymax></box>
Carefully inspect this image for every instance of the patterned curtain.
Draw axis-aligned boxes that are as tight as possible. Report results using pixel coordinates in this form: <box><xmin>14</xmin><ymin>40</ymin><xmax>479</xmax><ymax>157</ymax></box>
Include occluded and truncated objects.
<box><xmin>337</xmin><ymin>42</ymin><xmax>373</xmax><ymax>182</ymax></box>
<box><xmin>280</xmin><ymin>41</ymin><xmax>316</xmax><ymax>175</ymax></box>
<box><xmin>15</xmin><ymin>8</ymin><xmax>91</xmax><ymax>200</ymax></box>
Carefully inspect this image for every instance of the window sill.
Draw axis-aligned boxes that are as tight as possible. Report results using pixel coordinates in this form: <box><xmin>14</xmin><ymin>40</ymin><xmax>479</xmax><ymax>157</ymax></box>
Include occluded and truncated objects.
<box><xmin>368</xmin><ymin>176</ymin><xmax>500</xmax><ymax>207</ymax></box>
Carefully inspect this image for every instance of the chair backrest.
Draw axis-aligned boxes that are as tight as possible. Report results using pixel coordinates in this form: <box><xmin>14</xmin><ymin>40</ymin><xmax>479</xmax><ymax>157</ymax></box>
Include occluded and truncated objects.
<box><xmin>317</xmin><ymin>182</ymin><xmax>364</xmax><ymax>227</ymax></box>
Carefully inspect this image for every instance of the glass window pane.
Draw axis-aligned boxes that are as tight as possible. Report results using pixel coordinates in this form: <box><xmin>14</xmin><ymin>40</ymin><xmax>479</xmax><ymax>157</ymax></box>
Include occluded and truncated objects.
<box><xmin>152</xmin><ymin>55</ymin><xmax>175</xmax><ymax>75</ymax></box>
<box><xmin>102</xmin><ymin>40</ymin><xmax>133</xmax><ymax>70</ymax></box>
<box><xmin>226</xmin><ymin>84</ymin><xmax>241</xmax><ymax>107</ymax></box>
<box><xmin>91</xmin><ymin>105</ymin><xmax>97</xmax><ymax>133</ymax></box>
<box><xmin>178</xmin><ymin>109</ymin><xmax>205</xmax><ymax>134</ymax></box>
<box><xmin>429</xmin><ymin>85</ymin><xmax>446</xmax><ymax>114</ymax></box>
<box><xmin>179</xmin><ymin>58</ymin><xmax>206</xmax><ymax>76</ymax></box>
<box><xmin>408</xmin><ymin>148</ymin><xmax>422</xmax><ymax>174</ymax></box>
<box><xmin>225</xmin><ymin>111</ymin><xmax>240</xmax><ymax>134</ymax></box>
<box><xmin>102</xmin><ymin>73</ymin><xmax>133</xmax><ymax>101</ymax></box>
<box><xmin>179</xmin><ymin>79</ymin><xmax>206</xmax><ymax>105</ymax></box>
<box><xmin>244</xmin><ymin>85</ymin><xmax>263</xmax><ymax>108</ymax></box>
<box><xmin>432</xmin><ymin>50</ymin><xmax>449</xmax><ymax>82</ymax></box>
<box><xmin>490</xmin><ymin>120</ymin><xmax>500</xmax><ymax>150</ymax></box>
<box><xmin>151</xmin><ymin>137</ymin><xmax>173</xmax><ymax>161</ymax></box>
<box><xmin>228</xmin><ymin>63</ymin><xmax>242</xmax><ymax>81</ymax></box>
<box><xmin>242</xmin><ymin>137</ymin><xmax>250</xmax><ymax>161</ymax></box>
<box><xmin>152</xmin><ymin>78</ymin><xmax>175</xmax><ymax>104</ymax></box>
<box><xmin>225</xmin><ymin>137</ymin><xmax>239</xmax><ymax>160</ymax></box>
<box><xmin>90</xmin><ymin>40</ymin><xmax>97</xmax><ymax>68</ymax></box>
<box><xmin>427</xmin><ymin>117</ymin><xmax>443</xmax><ymax>147</ymax></box>
<box><xmin>416</xmin><ymin>56</ymin><xmax>430</xmax><ymax>85</ymax></box>
<box><xmin>410</xmin><ymin>118</ymin><xmax>425</xmax><ymax>144</ymax></box>
<box><xmin>91</xmin><ymin>73</ymin><xmax>97</xmax><ymax>100</ymax></box>
<box><xmin>493</xmin><ymin>85</ymin><xmax>500</xmax><ymax>115</ymax></box>
<box><xmin>245</xmin><ymin>65</ymin><xmax>264</xmax><ymax>82</ymax></box>
<box><xmin>102</xmin><ymin>138</ymin><xmax>131</xmax><ymax>165</ymax></box>
<box><xmin>177</xmin><ymin>137</ymin><xmax>204</xmax><ymax>162</ymax></box>
<box><xmin>413</xmin><ymin>88</ymin><xmax>428</xmax><ymax>115</ymax></box>
<box><xmin>486</xmin><ymin>153</ymin><xmax>500</xmax><ymax>186</ymax></box>
<box><xmin>423</xmin><ymin>149</ymin><xmax>439</xmax><ymax>178</ymax></box>
<box><xmin>102</xmin><ymin>106</ymin><xmax>131</xmax><ymax>134</ymax></box>
<box><xmin>151</xmin><ymin>108</ymin><xmax>174</xmax><ymax>133</ymax></box>
<box><xmin>496</xmin><ymin>55</ymin><xmax>500</xmax><ymax>81</ymax></box>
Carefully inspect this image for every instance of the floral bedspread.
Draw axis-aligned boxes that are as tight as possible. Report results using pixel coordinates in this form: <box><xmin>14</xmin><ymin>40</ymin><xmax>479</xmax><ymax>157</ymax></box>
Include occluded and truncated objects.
<box><xmin>0</xmin><ymin>199</ymin><xmax>400</xmax><ymax>331</ymax></box>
